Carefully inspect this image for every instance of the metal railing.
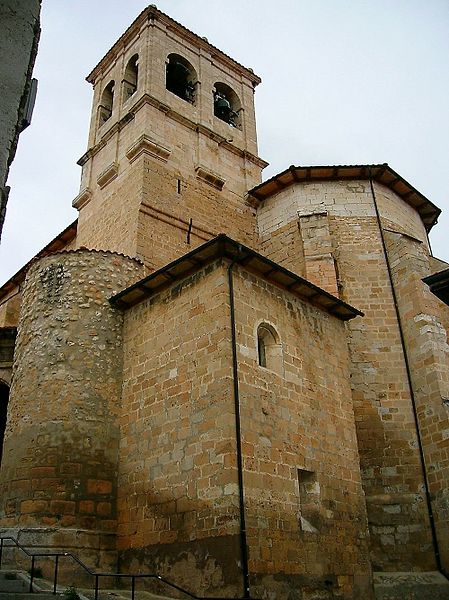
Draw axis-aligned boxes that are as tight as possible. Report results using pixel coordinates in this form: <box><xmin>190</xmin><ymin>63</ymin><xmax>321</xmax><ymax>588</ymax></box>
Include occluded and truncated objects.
<box><xmin>0</xmin><ymin>536</ymin><xmax>243</xmax><ymax>600</ymax></box>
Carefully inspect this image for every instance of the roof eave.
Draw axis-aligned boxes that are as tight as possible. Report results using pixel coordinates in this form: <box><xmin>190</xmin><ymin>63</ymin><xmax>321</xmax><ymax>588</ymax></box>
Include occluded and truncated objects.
<box><xmin>0</xmin><ymin>219</ymin><xmax>78</xmax><ymax>302</ymax></box>
<box><xmin>86</xmin><ymin>6</ymin><xmax>261</xmax><ymax>86</ymax></box>
<box><xmin>248</xmin><ymin>163</ymin><xmax>441</xmax><ymax>232</ymax></box>
<box><xmin>110</xmin><ymin>234</ymin><xmax>363</xmax><ymax>321</ymax></box>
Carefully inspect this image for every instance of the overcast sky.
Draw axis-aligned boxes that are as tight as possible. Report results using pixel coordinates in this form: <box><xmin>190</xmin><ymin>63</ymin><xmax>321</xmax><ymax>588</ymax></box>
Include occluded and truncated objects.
<box><xmin>1</xmin><ymin>0</ymin><xmax>448</xmax><ymax>285</ymax></box>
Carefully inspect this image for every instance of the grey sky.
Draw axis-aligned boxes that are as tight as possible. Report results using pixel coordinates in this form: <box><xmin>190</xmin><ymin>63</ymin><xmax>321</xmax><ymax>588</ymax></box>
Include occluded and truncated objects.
<box><xmin>1</xmin><ymin>0</ymin><xmax>448</xmax><ymax>285</ymax></box>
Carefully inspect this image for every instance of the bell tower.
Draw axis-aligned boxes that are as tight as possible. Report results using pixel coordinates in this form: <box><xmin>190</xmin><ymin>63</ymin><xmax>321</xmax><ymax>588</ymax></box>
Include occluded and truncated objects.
<box><xmin>73</xmin><ymin>5</ymin><xmax>267</xmax><ymax>270</ymax></box>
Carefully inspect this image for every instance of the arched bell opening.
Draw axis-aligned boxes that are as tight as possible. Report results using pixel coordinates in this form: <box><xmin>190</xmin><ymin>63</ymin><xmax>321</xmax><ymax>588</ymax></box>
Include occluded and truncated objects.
<box><xmin>166</xmin><ymin>54</ymin><xmax>197</xmax><ymax>104</ymax></box>
<box><xmin>0</xmin><ymin>380</ymin><xmax>10</xmax><ymax>466</ymax></box>
<box><xmin>98</xmin><ymin>80</ymin><xmax>115</xmax><ymax>126</ymax></box>
<box><xmin>123</xmin><ymin>54</ymin><xmax>139</xmax><ymax>104</ymax></box>
<box><xmin>213</xmin><ymin>82</ymin><xmax>242</xmax><ymax>128</ymax></box>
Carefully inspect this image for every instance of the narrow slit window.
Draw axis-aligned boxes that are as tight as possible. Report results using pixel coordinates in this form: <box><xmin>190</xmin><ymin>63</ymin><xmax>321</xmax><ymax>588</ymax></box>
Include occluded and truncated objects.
<box><xmin>258</xmin><ymin>334</ymin><xmax>267</xmax><ymax>367</ymax></box>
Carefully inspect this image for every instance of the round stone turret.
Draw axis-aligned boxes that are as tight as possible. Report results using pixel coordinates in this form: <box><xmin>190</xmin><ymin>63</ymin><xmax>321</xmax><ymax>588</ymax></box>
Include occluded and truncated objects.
<box><xmin>0</xmin><ymin>249</ymin><xmax>143</xmax><ymax>571</ymax></box>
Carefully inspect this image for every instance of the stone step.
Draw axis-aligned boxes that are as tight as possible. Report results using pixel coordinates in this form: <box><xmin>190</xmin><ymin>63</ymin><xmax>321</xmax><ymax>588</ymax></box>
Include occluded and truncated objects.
<box><xmin>373</xmin><ymin>571</ymin><xmax>449</xmax><ymax>600</ymax></box>
<box><xmin>0</xmin><ymin>571</ymin><xmax>177</xmax><ymax>600</ymax></box>
<box><xmin>0</xmin><ymin>572</ymin><xmax>30</xmax><ymax>594</ymax></box>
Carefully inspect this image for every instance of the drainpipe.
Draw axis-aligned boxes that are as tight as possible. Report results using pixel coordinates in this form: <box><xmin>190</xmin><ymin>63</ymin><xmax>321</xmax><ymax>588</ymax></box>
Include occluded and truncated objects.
<box><xmin>227</xmin><ymin>257</ymin><xmax>251</xmax><ymax>599</ymax></box>
<box><xmin>368</xmin><ymin>170</ymin><xmax>448</xmax><ymax>578</ymax></box>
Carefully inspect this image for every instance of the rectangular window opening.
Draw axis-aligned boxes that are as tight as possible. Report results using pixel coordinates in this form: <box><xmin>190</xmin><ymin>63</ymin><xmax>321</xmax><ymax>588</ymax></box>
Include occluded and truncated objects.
<box><xmin>297</xmin><ymin>468</ymin><xmax>320</xmax><ymax>532</ymax></box>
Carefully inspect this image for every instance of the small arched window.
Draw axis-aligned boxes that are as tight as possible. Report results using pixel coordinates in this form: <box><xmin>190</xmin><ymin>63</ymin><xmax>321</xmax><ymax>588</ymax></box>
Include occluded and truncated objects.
<box><xmin>99</xmin><ymin>80</ymin><xmax>115</xmax><ymax>126</ymax></box>
<box><xmin>166</xmin><ymin>54</ymin><xmax>197</xmax><ymax>104</ymax></box>
<box><xmin>257</xmin><ymin>323</ymin><xmax>283</xmax><ymax>374</ymax></box>
<box><xmin>213</xmin><ymin>82</ymin><xmax>241</xmax><ymax>128</ymax></box>
<box><xmin>123</xmin><ymin>54</ymin><xmax>139</xmax><ymax>103</ymax></box>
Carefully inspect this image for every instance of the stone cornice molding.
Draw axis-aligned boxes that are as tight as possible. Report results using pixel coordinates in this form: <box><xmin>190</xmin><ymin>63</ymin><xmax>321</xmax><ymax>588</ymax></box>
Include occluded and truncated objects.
<box><xmin>72</xmin><ymin>187</ymin><xmax>92</xmax><ymax>210</ymax></box>
<box><xmin>97</xmin><ymin>162</ymin><xmax>118</xmax><ymax>189</ymax></box>
<box><xmin>195</xmin><ymin>164</ymin><xmax>225</xmax><ymax>190</ymax></box>
<box><xmin>126</xmin><ymin>134</ymin><xmax>171</xmax><ymax>163</ymax></box>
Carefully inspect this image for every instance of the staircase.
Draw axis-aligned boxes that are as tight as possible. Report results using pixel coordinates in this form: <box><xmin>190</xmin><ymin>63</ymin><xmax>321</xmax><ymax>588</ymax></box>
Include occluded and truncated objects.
<box><xmin>0</xmin><ymin>538</ymin><xmax>191</xmax><ymax>600</ymax></box>
<box><xmin>0</xmin><ymin>568</ymin><xmax>178</xmax><ymax>600</ymax></box>
<box><xmin>0</xmin><ymin>537</ymin><xmax>247</xmax><ymax>600</ymax></box>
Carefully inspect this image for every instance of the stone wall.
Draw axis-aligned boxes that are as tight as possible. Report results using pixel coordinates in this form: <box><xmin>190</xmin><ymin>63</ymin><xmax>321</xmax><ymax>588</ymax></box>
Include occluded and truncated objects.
<box><xmin>119</xmin><ymin>262</ymin><xmax>239</xmax><ymax>596</ymax></box>
<box><xmin>384</xmin><ymin>230</ymin><xmax>449</xmax><ymax>571</ymax></box>
<box><xmin>232</xmin><ymin>267</ymin><xmax>372</xmax><ymax>599</ymax></box>
<box><xmin>118</xmin><ymin>260</ymin><xmax>372</xmax><ymax>599</ymax></box>
<box><xmin>0</xmin><ymin>249</ymin><xmax>143</xmax><ymax>574</ymax></box>
<box><xmin>0</xmin><ymin>286</ymin><xmax>21</xmax><ymax>328</ymax></box>
<box><xmin>256</xmin><ymin>180</ymin><xmax>438</xmax><ymax>572</ymax></box>
<box><xmin>75</xmin><ymin>103</ymin><xmax>260</xmax><ymax>267</ymax></box>
<box><xmin>0</xmin><ymin>327</ymin><xmax>16</xmax><ymax>386</ymax></box>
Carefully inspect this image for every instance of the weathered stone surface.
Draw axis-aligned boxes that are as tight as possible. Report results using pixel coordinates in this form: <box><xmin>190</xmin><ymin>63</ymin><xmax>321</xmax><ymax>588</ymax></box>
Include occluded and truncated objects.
<box><xmin>118</xmin><ymin>261</ymin><xmax>372</xmax><ymax>598</ymax></box>
<box><xmin>0</xmin><ymin>250</ymin><xmax>143</xmax><ymax>569</ymax></box>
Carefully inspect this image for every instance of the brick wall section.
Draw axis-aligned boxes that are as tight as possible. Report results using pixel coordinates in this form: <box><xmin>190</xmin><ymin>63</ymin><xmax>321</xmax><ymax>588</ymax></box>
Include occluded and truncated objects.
<box><xmin>232</xmin><ymin>268</ymin><xmax>372</xmax><ymax>599</ymax></box>
<box><xmin>335</xmin><ymin>217</ymin><xmax>434</xmax><ymax>571</ymax></box>
<box><xmin>76</xmin><ymin>156</ymin><xmax>144</xmax><ymax>257</ymax></box>
<box><xmin>136</xmin><ymin>152</ymin><xmax>257</xmax><ymax>269</ymax></box>
<box><xmin>0</xmin><ymin>250</ymin><xmax>143</xmax><ymax>571</ymax></box>
<box><xmin>118</xmin><ymin>262</ymin><xmax>240</xmax><ymax>596</ymax></box>
<box><xmin>384</xmin><ymin>229</ymin><xmax>449</xmax><ymax>571</ymax></box>
<box><xmin>118</xmin><ymin>260</ymin><xmax>372</xmax><ymax>599</ymax></box>
<box><xmin>258</xmin><ymin>219</ymin><xmax>306</xmax><ymax>278</ymax></box>
<box><xmin>76</xmin><ymin>109</ymin><xmax>260</xmax><ymax>268</ymax></box>
<box><xmin>256</xmin><ymin>181</ymin><xmax>437</xmax><ymax>571</ymax></box>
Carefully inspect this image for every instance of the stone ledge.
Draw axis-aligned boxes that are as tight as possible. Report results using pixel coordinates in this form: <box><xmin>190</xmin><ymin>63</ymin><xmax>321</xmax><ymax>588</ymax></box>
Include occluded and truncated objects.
<box><xmin>72</xmin><ymin>187</ymin><xmax>92</xmax><ymax>210</ymax></box>
<box><xmin>195</xmin><ymin>164</ymin><xmax>225</xmax><ymax>190</ymax></box>
<box><xmin>126</xmin><ymin>134</ymin><xmax>171</xmax><ymax>163</ymax></box>
<box><xmin>97</xmin><ymin>162</ymin><xmax>118</xmax><ymax>189</ymax></box>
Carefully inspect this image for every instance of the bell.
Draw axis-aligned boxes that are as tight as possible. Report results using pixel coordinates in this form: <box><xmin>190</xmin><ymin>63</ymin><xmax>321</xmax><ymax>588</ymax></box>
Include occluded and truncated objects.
<box><xmin>215</xmin><ymin>96</ymin><xmax>231</xmax><ymax>121</ymax></box>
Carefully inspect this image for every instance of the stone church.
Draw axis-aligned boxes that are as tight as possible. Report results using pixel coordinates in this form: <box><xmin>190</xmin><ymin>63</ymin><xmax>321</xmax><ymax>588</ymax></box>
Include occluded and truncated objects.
<box><xmin>0</xmin><ymin>6</ymin><xmax>448</xmax><ymax>600</ymax></box>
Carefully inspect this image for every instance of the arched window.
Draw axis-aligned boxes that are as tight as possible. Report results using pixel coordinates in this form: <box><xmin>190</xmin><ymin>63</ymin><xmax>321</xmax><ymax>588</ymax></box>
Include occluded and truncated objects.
<box><xmin>99</xmin><ymin>80</ymin><xmax>115</xmax><ymax>126</ymax></box>
<box><xmin>123</xmin><ymin>54</ymin><xmax>139</xmax><ymax>103</ymax></box>
<box><xmin>213</xmin><ymin>82</ymin><xmax>241</xmax><ymax>128</ymax></box>
<box><xmin>166</xmin><ymin>54</ymin><xmax>197</xmax><ymax>104</ymax></box>
<box><xmin>0</xmin><ymin>381</ymin><xmax>9</xmax><ymax>466</ymax></box>
<box><xmin>257</xmin><ymin>323</ymin><xmax>283</xmax><ymax>374</ymax></box>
